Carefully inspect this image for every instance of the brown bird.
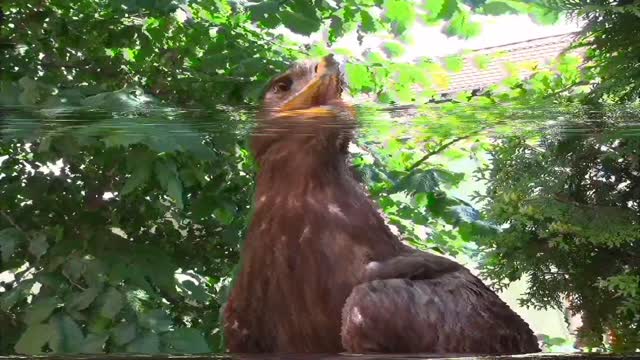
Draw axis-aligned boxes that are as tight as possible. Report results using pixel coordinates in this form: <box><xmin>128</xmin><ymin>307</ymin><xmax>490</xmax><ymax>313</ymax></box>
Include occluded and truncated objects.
<box><xmin>222</xmin><ymin>54</ymin><xmax>541</xmax><ymax>355</ymax></box>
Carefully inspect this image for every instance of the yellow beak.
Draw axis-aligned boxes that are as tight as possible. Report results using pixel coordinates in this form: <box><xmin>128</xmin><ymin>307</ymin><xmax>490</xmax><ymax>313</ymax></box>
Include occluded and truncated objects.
<box><xmin>277</xmin><ymin>54</ymin><xmax>344</xmax><ymax>119</ymax></box>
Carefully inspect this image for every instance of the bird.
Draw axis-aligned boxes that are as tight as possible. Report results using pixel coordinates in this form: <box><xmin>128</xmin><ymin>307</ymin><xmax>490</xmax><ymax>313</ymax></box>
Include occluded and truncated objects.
<box><xmin>222</xmin><ymin>54</ymin><xmax>541</xmax><ymax>355</ymax></box>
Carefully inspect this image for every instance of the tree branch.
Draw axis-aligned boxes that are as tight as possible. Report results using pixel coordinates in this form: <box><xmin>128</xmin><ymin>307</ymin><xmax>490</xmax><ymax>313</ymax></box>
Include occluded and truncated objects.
<box><xmin>0</xmin><ymin>210</ymin><xmax>28</xmax><ymax>237</ymax></box>
<box><xmin>405</xmin><ymin>132</ymin><xmax>481</xmax><ymax>173</ymax></box>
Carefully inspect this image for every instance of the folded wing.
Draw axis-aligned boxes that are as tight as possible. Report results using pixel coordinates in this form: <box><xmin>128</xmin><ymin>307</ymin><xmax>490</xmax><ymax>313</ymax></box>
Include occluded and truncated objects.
<box><xmin>340</xmin><ymin>252</ymin><xmax>541</xmax><ymax>354</ymax></box>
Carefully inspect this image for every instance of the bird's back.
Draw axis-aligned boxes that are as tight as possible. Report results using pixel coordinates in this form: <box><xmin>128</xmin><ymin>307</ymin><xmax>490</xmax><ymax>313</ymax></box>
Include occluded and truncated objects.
<box><xmin>341</xmin><ymin>269</ymin><xmax>541</xmax><ymax>354</ymax></box>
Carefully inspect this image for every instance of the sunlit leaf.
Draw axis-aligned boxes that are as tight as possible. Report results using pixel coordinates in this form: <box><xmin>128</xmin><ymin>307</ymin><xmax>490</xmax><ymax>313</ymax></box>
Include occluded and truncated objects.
<box><xmin>529</xmin><ymin>6</ymin><xmax>560</xmax><ymax>25</ymax></box>
<box><xmin>345</xmin><ymin>64</ymin><xmax>375</xmax><ymax>93</ymax></box>
<box><xmin>445</xmin><ymin>10</ymin><xmax>482</xmax><ymax>39</ymax></box>
<box><xmin>435</xmin><ymin>0</ymin><xmax>458</xmax><ymax>20</ymax></box>
<box><xmin>382</xmin><ymin>42</ymin><xmax>405</xmax><ymax>58</ymax></box>
<box><xmin>329</xmin><ymin>15</ymin><xmax>344</xmax><ymax>43</ymax></box>
<box><xmin>444</xmin><ymin>56</ymin><xmax>465</xmax><ymax>73</ymax></box>
<box><xmin>474</xmin><ymin>54</ymin><xmax>491</xmax><ymax>70</ymax></box>
<box><xmin>384</xmin><ymin>0</ymin><xmax>416</xmax><ymax>35</ymax></box>
<box><xmin>246</xmin><ymin>0</ymin><xmax>281</xmax><ymax>23</ymax></box>
<box><xmin>360</xmin><ymin>10</ymin><xmax>378</xmax><ymax>33</ymax></box>
<box><xmin>482</xmin><ymin>0</ymin><xmax>523</xmax><ymax>15</ymax></box>
<box><xmin>280</xmin><ymin>2</ymin><xmax>321</xmax><ymax>36</ymax></box>
<box><xmin>309</xmin><ymin>43</ymin><xmax>330</xmax><ymax>57</ymax></box>
<box><xmin>423</xmin><ymin>0</ymin><xmax>445</xmax><ymax>19</ymax></box>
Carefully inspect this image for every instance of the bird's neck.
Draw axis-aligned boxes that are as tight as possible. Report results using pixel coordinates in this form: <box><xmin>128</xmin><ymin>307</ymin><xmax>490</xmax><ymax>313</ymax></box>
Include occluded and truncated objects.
<box><xmin>252</xmin><ymin>127</ymin><xmax>351</xmax><ymax>172</ymax></box>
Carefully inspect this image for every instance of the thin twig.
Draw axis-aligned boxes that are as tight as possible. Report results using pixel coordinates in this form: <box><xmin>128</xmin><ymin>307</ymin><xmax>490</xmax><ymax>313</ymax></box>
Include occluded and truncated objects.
<box><xmin>406</xmin><ymin>132</ymin><xmax>481</xmax><ymax>173</ymax></box>
<box><xmin>0</xmin><ymin>210</ymin><xmax>27</xmax><ymax>236</ymax></box>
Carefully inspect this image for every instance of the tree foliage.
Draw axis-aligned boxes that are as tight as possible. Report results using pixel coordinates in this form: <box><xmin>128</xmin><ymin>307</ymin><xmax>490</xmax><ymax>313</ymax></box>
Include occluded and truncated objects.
<box><xmin>474</xmin><ymin>105</ymin><xmax>640</xmax><ymax>352</ymax></box>
<box><xmin>466</xmin><ymin>0</ymin><xmax>640</xmax><ymax>351</ymax></box>
<box><xmin>0</xmin><ymin>100</ymin><xmax>254</xmax><ymax>353</ymax></box>
<box><xmin>545</xmin><ymin>0</ymin><xmax>640</xmax><ymax>102</ymax></box>
<box><xmin>1</xmin><ymin>0</ymin><xmax>639</xmax><ymax>356</ymax></box>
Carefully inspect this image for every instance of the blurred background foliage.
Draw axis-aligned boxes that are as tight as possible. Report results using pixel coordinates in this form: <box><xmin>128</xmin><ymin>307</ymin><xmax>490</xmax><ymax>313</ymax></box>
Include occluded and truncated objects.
<box><xmin>1</xmin><ymin>0</ymin><xmax>639</xmax><ymax>355</ymax></box>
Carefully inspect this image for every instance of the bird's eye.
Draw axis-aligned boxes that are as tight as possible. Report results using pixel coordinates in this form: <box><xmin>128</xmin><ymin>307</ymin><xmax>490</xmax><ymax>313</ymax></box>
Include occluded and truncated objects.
<box><xmin>272</xmin><ymin>77</ymin><xmax>292</xmax><ymax>93</ymax></box>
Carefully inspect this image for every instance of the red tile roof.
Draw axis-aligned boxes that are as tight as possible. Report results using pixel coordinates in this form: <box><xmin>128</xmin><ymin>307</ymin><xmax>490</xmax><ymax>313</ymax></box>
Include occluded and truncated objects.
<box><xmin>436</xmin><ymin>32</ymin><xmax>582</xmax><ymax>95</ymax></box>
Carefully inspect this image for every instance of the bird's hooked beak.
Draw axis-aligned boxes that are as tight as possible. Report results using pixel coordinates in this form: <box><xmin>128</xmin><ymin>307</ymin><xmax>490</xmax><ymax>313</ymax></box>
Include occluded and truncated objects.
<box><xmin>275</xmin><ymin>54</ymin><xmax>353</xmax><ymax>119</ymax></box>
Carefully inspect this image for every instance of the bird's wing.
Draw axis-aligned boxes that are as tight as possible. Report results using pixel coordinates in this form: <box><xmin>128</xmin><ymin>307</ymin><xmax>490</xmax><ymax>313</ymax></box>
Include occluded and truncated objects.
<box><xmin>363</xmin><ymin>251</ymin><xmax>463</xmax><ymax>281</ymax></box>
<box><xmin>341</xmin><ymin>254</ymin><xmax>540</xmax><ymax>355</ymax></box>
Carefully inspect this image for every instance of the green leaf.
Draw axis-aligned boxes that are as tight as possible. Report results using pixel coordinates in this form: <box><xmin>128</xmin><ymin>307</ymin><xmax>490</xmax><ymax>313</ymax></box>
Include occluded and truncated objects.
<box><xmin>0</xmin><ymin>80</ymin><xmax>20</xmax><ymax>105</ymax></box>
<box><xmin>458</xmin><ymin>220</ymin><xmax>498</xmax><ymax>242</ymax></box>
<box><xmin>126</xmin><ymin>332</ymin><xmax>161</xmax><ymax>353</ymax></box>
<box><xmin>67</xmin><ymin>287</ymin><xmax>100</xmax><ymax>311</ymax></box>
<box><xmin>139</xmin><ymin>309</ymin><xmax>172</xmax><ymax>333</ymax></box>
<box><xmin>212</xmin><ymin>202</ymin><xmax>236</xmax><ymax>225</ymax></box>
<box><xmin>81</xmin><ymin>258</ymin><xmax>106</xmax><ymax>289</ymax></box>
<box><xmin>530</xmin><ymin>6</ymin><xmax>560</xmax><ymax>25</ymax></box>
<box><xmin>360</xmin><ymin>10</ymin><xmax>377</xmax><ymax>33</ymax></box>
<box><xmin>100</xmin><ymin>287</ymin><xmax>124</xmax><ymax>319</ymax></box>
<box><xmin>0</xmin><ymin>227</ymin><xmax>24</xmax><ymax>262</ymax></box>
<box><xmin>547</xmin><ymin>336</ymin><xmax>568</xmax><ymax>346</ymax></box>
<box><xmin>246</xmin><ymin>0</ymin><xmax>280</xmax><ymax>22</ymax></box>
<box><xmin>445</xmin><ymin>10</ymin><xmax>482</xmax><ymax>39</ymax></box>
<box><xmin>179</xmin><ymin>279</ymin><xmax>210</xmax><ymax>303</ymax></box>
<box><xmin>87</xmin><ymin>315</ymin><xmax>112</xmax><ymax>335</ymax></box>
<box><xmin>482</xmin><ymin>1</ymin><xmax>521</xmax><ymax>15</ymax></box>
<box><xmin>309</xmin><ymin>43</ymin><xmax>330</xmax><ymax>57</ymax></box>
<box><xmin>0</xmin><ymin>279</ymin><xmax>35</xmax><ymax>311</ymax></box>
<box><xmin>434</xmin><ymin>0</ymin><xmax>458</xmax><ymax>20</ymax></box>
<box><xmin>161</xmin><ymin>328</ymin><xmax>211</xmax><ymax>353</ymax></box>
<box><xmin>444</xmin><ymin>55</ymin><xmax>465</xmax><ymax>72</ymax></box>
<box><xmin>474</xmin><ymin>54</ymin><xmax>491</xmax><ymax>70</ymax></box>
<box><xmin>395</xmin><ymin>168</ymin><xmax>465</xmax><ymax>194</ymax></box>
<box><xmin>384</xmin><ymin>0</ymin><xmax>416</xmax><ymax>35</ymax></box>
<box><xmin>166</xmin><ymin>176</ymin><xmax>184</xmax><ymax>209</ymax></box>
<box><xmin>280</xmin><ymin>4</ymin><xmax>321</xmax><ymax>36</ymax></box>
<box><xmin>28</xmin><ymin>233</ymin><xmax>48</xmax><ymax>259</ymax></box>
<box><xmin>155</xmin><ymin>158</ymin><xmax>184</xmax><ymax>209</ymax></box>
<box><xmin>383</xmin><ymin>42</ymin><xmax>405</xmax><ymax>58</ymax></box>
<box><xmin>80</xmin><ymin>333</ymin><xmax>108</xmax><ymax>353</ymax></box>
<box><xmin>345</xmin><ymin>63</ymin><xmax>375</xmax><ymax>93</ymax></box>
<box><xmin>49</xmin><ymin>314</ymin><xmax>84</xmax><ymax>353</ymax></box>
<box><xmin>24</xmin><ymin>297</ymin><xmax>59</xmax><ymax>325</ymax></box>
<box><xmin>446</xmin><ymin>204</ymin><xmax>481</xmax><ymax>223</ymax></box>
<box><xmin>329</xmin><ymin>15</ymin><xmax>344</xmax><ymax>44</ymax></box>
<box><xmin>15</xmin><ymin>323</ymin><xmax>55</xmax><ymax>355</ymax></box>
<box><xmin>396</xmin><ymin>171</ymin><xmax>440</xmax><ymax>194</ymax></box>
<box><xmin>121</xmin><ymin>162</ymin><xmax>152</xmax><ymax>195</ymax></box>
<box><xmin>112</xmin><ymin>322</ymin><xmax>137</xmax><ymax>346</ymax></box>
<box><xmin>423</xmin><ymin>0</ymin><xmax>445</xmax><ymax>19</ymax></box>
<box><xmin>62</xmin><ymin>257</ymin><xmax>85</xmax><ymax>281</ymax></box>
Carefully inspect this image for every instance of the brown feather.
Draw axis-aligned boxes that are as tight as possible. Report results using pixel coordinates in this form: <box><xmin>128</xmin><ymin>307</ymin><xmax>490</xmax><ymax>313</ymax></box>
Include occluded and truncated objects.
<box><xmin>222</xmin><ymin>55</ymin><xmax>541</xmax><ymax>354</ymax></box>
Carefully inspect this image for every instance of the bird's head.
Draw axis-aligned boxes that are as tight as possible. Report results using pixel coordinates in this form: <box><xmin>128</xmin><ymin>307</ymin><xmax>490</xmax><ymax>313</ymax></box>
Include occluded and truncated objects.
<box><xmin>259</xmin><ymin>54</ymin><xmax>355</xmax><ymax>123</ymax></box>
<box><xmin>252</xmin><ymin>54</ymin><xmax>356</xmax><ymax>160</ymax></box>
